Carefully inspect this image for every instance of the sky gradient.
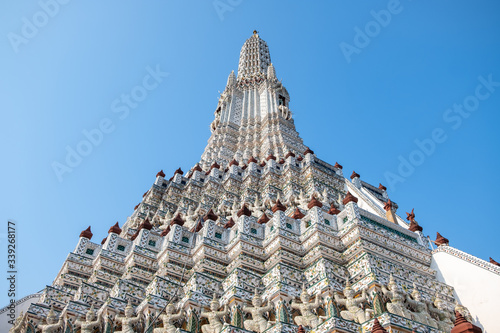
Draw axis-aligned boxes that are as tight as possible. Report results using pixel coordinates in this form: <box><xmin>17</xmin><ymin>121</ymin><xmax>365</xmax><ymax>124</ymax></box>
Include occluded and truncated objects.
<box><xmin>1</xmin><ymin>0</ymin><xmax>500</xmax><ymax>305</ymax></box>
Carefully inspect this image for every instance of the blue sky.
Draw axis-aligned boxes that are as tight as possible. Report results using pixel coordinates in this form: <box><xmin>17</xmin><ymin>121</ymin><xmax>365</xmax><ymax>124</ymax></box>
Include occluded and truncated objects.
<box><xmin>1</xmin><ymin>1</ymin><xmax>499</xmax><ymax>305</ymax></box>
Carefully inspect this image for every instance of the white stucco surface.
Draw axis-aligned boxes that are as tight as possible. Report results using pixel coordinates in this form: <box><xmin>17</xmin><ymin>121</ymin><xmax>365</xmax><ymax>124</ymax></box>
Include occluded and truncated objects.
<box><xmin>0</xmin><ymin>293</ymin><xmax>41</xmax><ymax>332</ymax></box>
<box><xmin>431</xmin><ymin>246</ymin><xmax>500</xmax><ymax>333</ymax></box>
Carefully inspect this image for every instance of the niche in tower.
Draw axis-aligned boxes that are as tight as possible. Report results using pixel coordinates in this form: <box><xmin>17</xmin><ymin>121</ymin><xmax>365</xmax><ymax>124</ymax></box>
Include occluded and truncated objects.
<box><xmin>278</xmin><ymin>95</ymin><xmax>286</xmax><ymax>107</ymax></box>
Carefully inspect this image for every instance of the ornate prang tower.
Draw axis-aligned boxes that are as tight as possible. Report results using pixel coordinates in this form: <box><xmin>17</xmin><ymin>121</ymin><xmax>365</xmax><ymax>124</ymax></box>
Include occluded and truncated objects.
<box><xmin>202</xmin><ymin>30</ymin><xmax>306</xmax><ymax>167</ymax></box>
<box><xmin>18</xmin><ymin>31</ymin><xmax>494</xmax><ymax>333</ymax></box>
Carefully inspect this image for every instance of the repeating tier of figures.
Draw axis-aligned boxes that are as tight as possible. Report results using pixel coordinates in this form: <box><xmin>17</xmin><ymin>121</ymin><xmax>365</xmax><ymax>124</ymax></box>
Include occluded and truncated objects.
<box><xmin>10</xmin><ymin>276</ymin><xmax>472</xmax><ymax>333</ymax></box>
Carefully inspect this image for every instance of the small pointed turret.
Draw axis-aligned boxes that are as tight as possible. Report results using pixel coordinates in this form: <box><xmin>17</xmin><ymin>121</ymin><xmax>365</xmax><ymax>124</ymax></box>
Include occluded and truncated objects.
<box><xmin>490</xmin><ymin>257</ymin><xmax>500</xmax><ymax>266</ymax></box>
<box><xmin>266</xmin><ymin>153</ymin><xmax>276</xmax><ymax>161</ymax></box>
<box><xmin>384</xmin><ymin>200</ymin><xmax>398</xmax><ymax>224</ymax></box>
<box><xmin>343</xmin><ymin>191</ymin><xmax>358</xmax><ymax>205</ymax></box>
<box><xmin>171</xmin><ymin>213</ymin><xmax>185</xmax><ymax>226</ymax></box>
<box><xmin>328</xmin><ymin>203</ymin><xmax>341</xmax><ymax>215</ymax></box>
<box><xmin>406</xmin><ymin>209</ymin><xmax>423</xmax><ymax>232</ymax></box>
<box><xmin>267</xmin><ymin>63</ymin><xmax>276</xmax><ymax>80</ymax></box>
<box><xmin>350</xmin><ymin>171</ymin><xmax>361</xmax><ymax>188</ymax></box>
<box><xmin>210</xmin><ymin>162</ymin><xmax>220</xmax><ymax>170</ymax></box>
<box><xmin>224</xmin><ymin>218</ymin><xmax>235</xmax><ymax>229</ymax></box>
<box><xmin>350</xmin><ymin>171</ymin><xmax>360</xmax><ymax>180</ymax></box>
<box><xmin>435</xmin><ymin>232</ymin><xmax>449</xmax><ymax>246</ymax></box>
<box><xmin>80</xmin><ymin>226</ymin><xmax>93</xmax><ymax>240</ymax></box>
<box><xmin>307</xmin><ymin>195</ymin><xmax>323</xmax><ymax>209</ymax></box>
<box><xmin>272</xmin><ymin>199</ymin><xmax>286</xmax><ymax>213</ymax></box>
<box><xmin>237</xmin><ymin>204</ymin><xmax>252</xmax><ymax>217</ymax></box>
<box><xmin>371</xmin><ymin>318</ymin><xmax>388</xmax><ymax>333</ymax></box>
<box><xmin>304</xmin><ymin>148</ymin><xmax>314</xmax><ymax>155</ymax></box>
<box><xmin>291</xmin><ymin>208</ymin><xmax>305</xmax><ymax>219</ymax></box>
<box><xmin>161</xmin><ymin>225</ymin><xmax>170</xmax><ymax>237</ymax></box>
<box><xmin>257</xmin><ymin>213</ymin><xmax>270</xmax><ymax>224</ymax></box>
<box><xmin>227</xmin><ymin>70</ymin><xmax>236</xmax><ymax>87</ymax></box>
<box><xmin>451</xmin><ymin>310</ymin><xmax>482</xmax><ymax>333</ymax></box>
<box><xmin>193</xmin><ymin>219</ymin><xmax>203</xmax><ymax>233</ymax></box>
<box><xmin>108</xmin><ymin>222</ymin><xmax>122</xmax><ymax>234</ymax></box>
<box><xmin>139</xmin><ymin>218</ymin><xmax>153</xmax><ymax>231</ymax></box>
<box><xmin>204</xmin><ymin>209</ymin><xmax>219</xmax><ymax>221</ymax></box>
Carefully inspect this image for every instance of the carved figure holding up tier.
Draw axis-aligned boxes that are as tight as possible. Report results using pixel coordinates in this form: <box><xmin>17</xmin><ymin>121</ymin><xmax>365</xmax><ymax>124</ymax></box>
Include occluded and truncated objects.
<box><xmin>185</xmin><ymin>207</ymin><xmax>198</xmax><ymax>229</ymax></box>
<box><xmin>115</xmin><ymin>300</ymin><xmax>142</xmax><ymax>333</ymax></box>
<box><xmin>432</xmin><ymin>294</ymin><xmax>454</xmax><ymax>332</ymax></box>
<box><xmin>38</xmin><ymin>306</ymin><xmax>67</xmax><ymax>333</ymax></box>
<box><xmin>455</xmin><ymin>301</ymin><xmax>473</xmax><ymax>323</ymax></box>
<box><xmin>334</xmin><ymin>279</ymin><xmax>372</xmax><ymax>324</ymax></box>
<box><xmin>405</xmin><ymin>283</ymin><xmax>437</xmax><ymax>328</ymax></box>
<box><xmin>9</xmin><ymin>311</ymin><xmax>27</xmax><ymax>333</ymax></box>
<box><xmin>381</xmin><ymin>274</ymin><xmax>412</xmax><ymax>319</ymax></box>
<box><xmin>243</xmin><ymin>288</ymin><xmax>274</xmax><ymax>333</ymax></box>
<box><xmin>298</xmin><ymin>190</ymin><xmax>309</xmax><ymax>209</ymax></box>
<box><xmin>201</xmin><ymin>294</ymin><xmax>229</xmax><ymax>333</ymax></box>
<box><xmin>75</xmin><ymin>305</ymin><xmax>106</xmax><ymax>333</ymax></box>
<box><xmin>291</xmin><ymin>284</ymin><xmax>323</xmax><ymax>328</ymax></box>
<box><xmin>252</xmin><ymin>197</ymin><xmax>266</xmax><ymax>217</ymax></box>
<box><xmin>153</xmin><ymin>304</ymin><xmax>185</xmax><ymax>333</ymax></box>
<box><xmin>278</xmin><ymin>105</ymin><xmax>291</xmax><ymax>120</ymax></box>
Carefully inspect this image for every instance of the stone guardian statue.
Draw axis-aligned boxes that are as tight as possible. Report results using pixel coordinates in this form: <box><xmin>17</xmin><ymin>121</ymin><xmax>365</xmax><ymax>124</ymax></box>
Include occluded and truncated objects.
<box><xmin>381</xmin><ymin>274</ymin><xmax>412</xmax><ymax>319</ymax></box>
<box><xmin>201</xmin><ymin>294</ymin><xmax>229</xmax><ymax>333</ymax></box>
<box><xmin>405</xmin><ymin>283</ymin><xmax>437</xmax><ymax>328</ymax></box>
<box><xmin>334</xmin><ymin>279</ymin><xmax>372</xmax><ymax>324</ymax></box>
<box><xmin>432</xmin><ymin>294</ymin><xmax>454</xmax><ymax>332</ymax></box>
<box><xmin>243</xmin><ymin>288</ymin><xmax>274</xmax><ymax>332</ymax></box>
<box><xmin>153</xmin><ymin>304</ymin><xmax>185</xmax><ymax>333</ymax></box>
<box><xmin>75</xmin><ymin>304</ymin><xmax>106</xmax><ymax>333</ymax></box>
<box><xmin>38</xmin><ymin>306</ymin><xmax>67</xmax><ymax>333</ymax></box>
<box><xmin>291</xmin><ymin>284</ymin><xmax>323</xmax><ymax>328</ymax></box>
<box><xmin>9</xmin><ymin>311</ymin><xmax>27</xmax><ymax>333</ymax></box>
<box><xmin>115</xmin><ymin>300</ymin><xmax>142</xmax><ymax>333</ymax></box>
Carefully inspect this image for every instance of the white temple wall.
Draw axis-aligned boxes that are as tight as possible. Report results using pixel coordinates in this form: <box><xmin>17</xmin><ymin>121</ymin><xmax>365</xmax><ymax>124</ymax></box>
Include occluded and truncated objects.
<box><xmin>0</xmin><ymin>293</ymin><xmax>41</xmax><ymax>332</ymax></box>
<box><xmin>431</xmin><ymin>247</ymin><xmax>500</xmax><ymax>333</ymax></box>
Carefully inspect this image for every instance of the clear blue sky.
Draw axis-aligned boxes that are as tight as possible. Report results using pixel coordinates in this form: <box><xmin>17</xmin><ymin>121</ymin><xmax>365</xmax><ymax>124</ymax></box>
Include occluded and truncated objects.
<box><xmin>1</xmin><ymin>1</ymin><xmax>499</xmax><ymax>305</ymax></box>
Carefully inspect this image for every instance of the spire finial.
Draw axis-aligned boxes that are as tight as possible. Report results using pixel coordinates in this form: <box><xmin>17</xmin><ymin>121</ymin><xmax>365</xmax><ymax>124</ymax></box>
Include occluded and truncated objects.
<box><xmin>238</xmin><ymin>31</ymin><xmax>270</xmax><ymax>80</ymax></box>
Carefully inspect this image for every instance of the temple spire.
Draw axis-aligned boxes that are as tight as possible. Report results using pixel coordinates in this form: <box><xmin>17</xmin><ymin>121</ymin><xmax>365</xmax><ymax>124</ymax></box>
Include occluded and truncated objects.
<box><xmin>226</xmin><ymin>70</ymin><xmax>236</xmax><ymax>88</ymax></box>
<box><xmin>200</xmin><ymin>31</ymin><xmax>306</xmax><ymax>166</ymax></box>
<box><xmin>237</xmin><ymin>31</ymin><xmax>271</xmax><ymax>80</ymax></box>
<box><xmin>267</xmin><ymin>63</ymin><xmax>277</xmax><ymax>80</ymax></box>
